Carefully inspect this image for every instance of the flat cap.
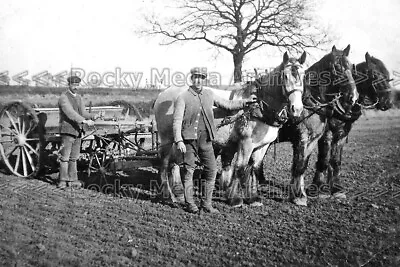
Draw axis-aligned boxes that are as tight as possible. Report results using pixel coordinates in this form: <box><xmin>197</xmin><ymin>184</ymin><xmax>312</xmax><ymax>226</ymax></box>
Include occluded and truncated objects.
<box><xmin>67</xmin><ymin>75</ymin><xmax>81</xmax><ymax>84</ymax></box>
<box><xmin>190</xmin><ymin>67</ymin><xmax>207</xmax><ymax>78</ymax></box>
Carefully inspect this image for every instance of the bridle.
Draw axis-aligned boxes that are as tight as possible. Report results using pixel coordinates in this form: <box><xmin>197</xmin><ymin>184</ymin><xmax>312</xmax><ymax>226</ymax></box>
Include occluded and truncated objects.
<box><xmin>282</xmin><ymin>62</ymin><xmax>304</xmax><ymax>98</ymax></box>
<box><xmin>254</xmin><ymin>61</ymin><xmax>304</xmax><ymax>125</ymax></box>
<box><xmin>360</xmin><ymin>68</ymin><xmax>393</xmax><ymax>109</ymax></box>
<box><xmin>257</xmin><ymin>62</ymin><xmax>303</xmax><ymax>105</ymax></box>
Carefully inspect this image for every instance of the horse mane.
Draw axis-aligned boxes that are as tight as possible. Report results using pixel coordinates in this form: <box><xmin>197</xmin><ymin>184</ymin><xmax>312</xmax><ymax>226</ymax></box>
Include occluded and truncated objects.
<box><xmin>356</xmin><ymin>56</ymin><xmax>389</xmax><ymax>78</ymax></box>
<box><xmin>370</xmin><ymin>56</ymin><xmax>390</xmax><ymax>78</ymax></box>
<box><xmin>307</xmin><ymin>52</ymin><xmax>334</xmax><ymax>72</ymax></box>
<box><xmin>255</xmin><ymin>64</ymin><xmax>283</xmax><ymax>90</ymax></box>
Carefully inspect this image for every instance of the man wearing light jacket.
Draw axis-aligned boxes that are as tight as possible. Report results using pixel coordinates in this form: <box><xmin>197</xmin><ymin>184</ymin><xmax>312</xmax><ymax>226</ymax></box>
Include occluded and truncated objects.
<box><xmin>173</xmin><ymin>67</ymin><xmax>256</xmax><ymax>214</ymax></box>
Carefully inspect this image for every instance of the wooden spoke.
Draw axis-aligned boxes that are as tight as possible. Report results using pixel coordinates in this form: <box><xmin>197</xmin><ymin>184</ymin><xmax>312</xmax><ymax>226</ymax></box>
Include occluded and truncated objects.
<box><xmin>95</xmin><ymin>153</ymin><xmax>101</xmax><ymax>167</ymax></box>
<box><xmin>5</xmin><ymin>110</ymin><xmax>19</xmax><ymax>134</ymax></box>
<box><xmin>20</xmin><ymin>116</ymin><xmax>25</xmax><ymax>135</ymax></box>
<box><xmin>17</xmin><ymin>116</ymin><xmax>22</xmax><ymax>134</ymax></box>
<box><xmin>25</xmin><ymin>142</ymin><xmax>39</xmax><ymax>157</ymax></box>
<box><xmin>87</xmin><ymin>154</ymin><xmax>95</xmax><ymax>177</ymax></box>
<box><xmin>14</xmin><ymin>148</ymin><xmax>21</xmax><ymax>172</ymax></box>
<box><xmin>0</xmin><ymin>125</ymin><xmax>18</xmax><ymax>136</ymax></box>
<box><xmin>5</xmin><ymin>146</ymin><xmax>18</xmax><ymax>158</ymax></box>
<box><xmin>104</xmin><ymin>158</ymin><xmax>112</xmax><ymax>169</ymax></box>
<box><xmin>21</xmin><ymin>146</ymin><xmax>28</xmax><ymax>177</ymax></box>
<box><xmin>23</xmin><ymin>146</ymin><xmax>35</xmax><ymax>172</ymax></box>
<box><xmin>102</xmin><ymin>151</ymin><xmax>106</xmax><ymax>166</ymax></box>
<box><xmin>24</xmin><ymin>121</ymin><xmax>34</xmax><ymax>135</ymax></box>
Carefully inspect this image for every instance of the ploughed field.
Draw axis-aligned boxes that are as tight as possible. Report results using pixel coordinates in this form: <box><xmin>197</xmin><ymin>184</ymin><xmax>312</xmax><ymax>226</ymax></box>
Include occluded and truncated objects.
<box><xmin>0</xmin><ymin>110</ymin><xmax>399</xmax><ymax>266</ymax></box>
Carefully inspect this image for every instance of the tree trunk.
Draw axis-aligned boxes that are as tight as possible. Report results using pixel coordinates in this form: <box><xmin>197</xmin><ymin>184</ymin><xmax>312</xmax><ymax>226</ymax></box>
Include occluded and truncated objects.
<box><xmin>233</xmin><ymin>53</ymin><xmax>244</xmax><ymax>83</ymax></box>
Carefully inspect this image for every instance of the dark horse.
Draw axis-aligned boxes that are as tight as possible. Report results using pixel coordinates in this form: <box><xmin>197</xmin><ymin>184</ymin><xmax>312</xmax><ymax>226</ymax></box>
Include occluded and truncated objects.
<box><xmin>278</xmin><ymin>45</ymin><xmax>359</xmax><ymax>206</ymax></box>
<box><xmin>308</xmin><ymin>52</ymin><xmax>393</xmax><ymax>199</ymax></box>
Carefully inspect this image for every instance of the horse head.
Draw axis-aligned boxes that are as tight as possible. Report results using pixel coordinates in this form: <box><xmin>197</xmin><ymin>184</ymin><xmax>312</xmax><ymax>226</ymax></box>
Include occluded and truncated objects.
<box><xmin>329</xmin><ymin>44</ymin><xmax>359</xmax><ymax>105</ymax></box>
<box><xmin>280</xmin><ymin>51</ymin><xmax>306</xmax><ymax>117</ymax></box>
<box><xmin>255</xmin><ymin>51</ymin><xmax>306</xmax><ymax>122</ymax></box>
<box><xmin>355</xmin><ymin>52</ymin><xmax>393</xmax><ymax>111</ymax></box>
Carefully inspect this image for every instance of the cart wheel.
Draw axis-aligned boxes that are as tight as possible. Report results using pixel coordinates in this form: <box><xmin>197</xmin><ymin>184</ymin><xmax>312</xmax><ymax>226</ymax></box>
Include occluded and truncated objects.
<box><xmin>0</xmin><ymin>101</ymin><xmax>42</xmax><ymax>177</ymax></box>
<box><xmin>86</xmin><ymin>135</ymin><xmax>116</xmax><ymax>185</ymax></box>
<box><xmin>109</xmin><ymin>100</ymin><xmax>143</xmax><ymax>121</ymax></box>
<box><xmin>87</xmin><ymin>148</ymin><xmax>113</xmax><ymax>180</ymax></box>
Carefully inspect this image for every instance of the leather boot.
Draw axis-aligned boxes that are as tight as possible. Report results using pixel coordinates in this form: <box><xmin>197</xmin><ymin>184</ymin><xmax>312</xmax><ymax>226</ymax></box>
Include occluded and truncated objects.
<box><xmin>58</xmin><ymin>161</ymin><xmax>69</xmax><ymax>189</ymax></box>
<box><xmin>68</xmin><ymin>161</ymin><xmax>82</xmax><ymax>188</ymax></box>
<box><xmin>183</xmin><ymin>168</ymin><xmax>199</xmax><ymax>213</ymax></box>
<box><xmin>201</xmin><ymin>179</ymin><xmax>219</xmax><ymax>214</ymax></box>
<box><xmin>68</xmin><ymin>160</ymin><xmax>79</xmax><ymax>181</ymax></box>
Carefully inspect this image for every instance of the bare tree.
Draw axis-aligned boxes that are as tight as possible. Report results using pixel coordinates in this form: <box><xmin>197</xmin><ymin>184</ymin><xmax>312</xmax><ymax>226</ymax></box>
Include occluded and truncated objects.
<box><xmin>142</xmin><ymin>0</ymin><xmax>329</xmax><ymax>83</ymax></box>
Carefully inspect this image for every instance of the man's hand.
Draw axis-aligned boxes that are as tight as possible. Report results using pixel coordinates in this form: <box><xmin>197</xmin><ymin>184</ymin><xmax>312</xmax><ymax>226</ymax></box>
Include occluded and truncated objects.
<box><xmin>176</xmin><ymin>141</ymin><xmax>186</xmax><ymax>154</ymax></box>
<box><xmin>246</xmin><ymin>94</ymin><xmax>258</xmax><ymax>105</ymax></box>
<box><xmin>82</xmin><ymin>119</ymin><xmax>95</xmax><ymax>127</ymax></box>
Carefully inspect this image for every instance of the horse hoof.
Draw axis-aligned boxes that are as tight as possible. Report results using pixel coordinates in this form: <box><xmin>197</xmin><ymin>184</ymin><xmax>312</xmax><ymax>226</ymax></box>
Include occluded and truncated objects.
<box><xmin>249</xmin><ymin>201</ymin><xmax>263</xmax><ymax>207</ymax></box>
<box><xmin>293</xmin><ymin>197</ymin><xmax>307</xmax><ymax>206</ymax></box>
<box><xmin>228</xmin><ymin>197</ymin><xmax>243</xmax><ymax>208</ymax></box>
<box><xmin>333</xmin><ymin>192</ymin><xmax>346</xmax><ymax>199</ymax></box>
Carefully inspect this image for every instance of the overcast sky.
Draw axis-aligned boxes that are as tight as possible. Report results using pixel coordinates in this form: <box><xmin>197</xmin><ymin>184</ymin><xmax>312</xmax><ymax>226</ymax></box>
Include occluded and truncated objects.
<box><xmin>1</xmin><ymin>0</ymin><xmax>399</xmax><ymax>87</ymax></box>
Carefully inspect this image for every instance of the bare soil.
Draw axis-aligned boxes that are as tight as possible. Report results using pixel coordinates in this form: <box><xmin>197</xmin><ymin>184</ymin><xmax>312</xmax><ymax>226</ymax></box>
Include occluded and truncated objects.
<box><xmin>0</xmin><ymin>111</ymin><xmax>399</xmax><ymax>266</ymax></box>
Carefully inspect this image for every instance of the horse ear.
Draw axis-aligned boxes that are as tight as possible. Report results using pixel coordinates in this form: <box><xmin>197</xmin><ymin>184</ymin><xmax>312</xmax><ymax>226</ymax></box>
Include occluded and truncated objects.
<box><xmin>365</xmin><ymin>52</ymin><xmax>371</xmax><ymax>66</ymax></box>
<box><xmin>299</xmin><ymin>51</ymin><xmax>307</xmax><ymax>64</ymax></box>
<box><xmin>332</xmin><ymin>45</ymin><xmax>337</xmax><ymax>52</ymax></box>
<box><xmin>283</xmin><ymin>52</ymin><xmax>289</xmax><ymax>64</ymax></box>
<box><xmin>343</xmin><ymin>44</ymin><xmax>351</xmax><ymax>56</ymax></box>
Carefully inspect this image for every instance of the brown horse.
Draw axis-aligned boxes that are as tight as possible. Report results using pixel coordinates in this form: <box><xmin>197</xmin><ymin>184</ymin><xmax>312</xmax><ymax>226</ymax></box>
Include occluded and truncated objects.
<box><xmin>277</xmin><ymin>45</ymin><xmax>359</xmax><ymax>206</ymax></box>
<box><xmin>310</xmin><ymin>52</ymin><xmax>393</xmax><ymax>199</ymax></box>
<box><xmin>153</xmin><ymin>51</ymin><xmax>306</xmax><ymax>205</ymax></box>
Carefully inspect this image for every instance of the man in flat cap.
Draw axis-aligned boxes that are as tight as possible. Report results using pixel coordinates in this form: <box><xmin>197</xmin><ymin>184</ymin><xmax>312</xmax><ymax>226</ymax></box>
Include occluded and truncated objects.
<box><xmin>58</xmin><ymin>75</ymin><xmax>98</xmax><ymax>189</ymax></box>
<box><xmin>173</xmin><ymin>67</ymin><xmax>256</xmax><ymax>214</ymax></box>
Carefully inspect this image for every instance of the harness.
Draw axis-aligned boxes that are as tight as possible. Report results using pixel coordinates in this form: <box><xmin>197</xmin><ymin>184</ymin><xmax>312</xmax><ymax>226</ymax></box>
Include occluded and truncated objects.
<box><xmin>301</xmin><ymin>89</ymin><xmax>362</xmax><ymax>123</ymax></box>
<box><xmin>299</xmin><ymin>54</ymin><xmax>363</xmax><ymax>123</ymax></box>
<box><xmin>217</xmin><ymin>63</ymin><xmax>304</xmax><ymax>128</ymax></box>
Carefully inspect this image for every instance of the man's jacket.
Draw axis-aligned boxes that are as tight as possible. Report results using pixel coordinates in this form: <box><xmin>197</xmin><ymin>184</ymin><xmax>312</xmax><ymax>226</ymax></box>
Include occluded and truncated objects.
<box><xmin>173</xmin><ymin>86</ymin><xmax>247</xmax><ymax>142</ymax></box>
<box><xmin>59</xmin><ymin>91</ymin><xmax>94</xmax><ymax>137</ymax></box>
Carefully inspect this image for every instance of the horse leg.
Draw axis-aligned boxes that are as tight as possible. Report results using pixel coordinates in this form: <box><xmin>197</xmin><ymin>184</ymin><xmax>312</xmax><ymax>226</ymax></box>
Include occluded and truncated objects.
<box><xmin>291</xmin><ymin>136</ymin><xmax>320</xmax><ymax>206</ymax></box>
<box><xmin>243</xmin><ymin>145</ymin><xmax>270</xmax><ymax>207</ymax></box>
<box><xmin>158</xmin><ymin>147</ymin><xmax>176</xmax><ymax>202</ymax></box>
<box><xmin>312</xmin><ymin>130</ymin><xmax>333</xmax><ymax>198</ymax></box>
<box><xmin>170</xmin><ymin>163</ymin><xmax>185</xmax><ymax>203</ymax></box>
<box><xmin>226</xmin><ymin>139</ymin><xmax>253</xmax><ymax>208</ymax></box>
<box><xmin>219</xmin><ymin>143</ymin><xmax>237</xmax><ymax>193</ymax></box>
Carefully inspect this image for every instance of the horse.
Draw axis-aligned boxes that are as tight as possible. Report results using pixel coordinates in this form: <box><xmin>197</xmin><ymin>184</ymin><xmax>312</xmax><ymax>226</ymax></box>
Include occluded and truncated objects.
<box><xmin>153</xmin><ymin>51</ymin><xmax>306</xmax><ymax>206</ymax></box>
<box><xmin>277</xmin><ymin>44</ymin><xmax>359</xmax><ymax>206</ymax></box>
<box><xmin>309</xmin><ymin>52</ymin><xmax>393</xmax><ymax>199</ymax></box>
<box><xmin>217</xmin><ymin>52</ymin><xmax>307</xmax><ymax>207</ymax></box>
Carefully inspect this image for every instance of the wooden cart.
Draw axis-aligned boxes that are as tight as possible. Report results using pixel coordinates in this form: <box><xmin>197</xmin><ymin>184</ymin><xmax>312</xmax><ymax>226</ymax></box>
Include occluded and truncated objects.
<box><xmin>0</xmin><ymin>101</ymin><xmax>159</xmax><ymax>179</ymax></box>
